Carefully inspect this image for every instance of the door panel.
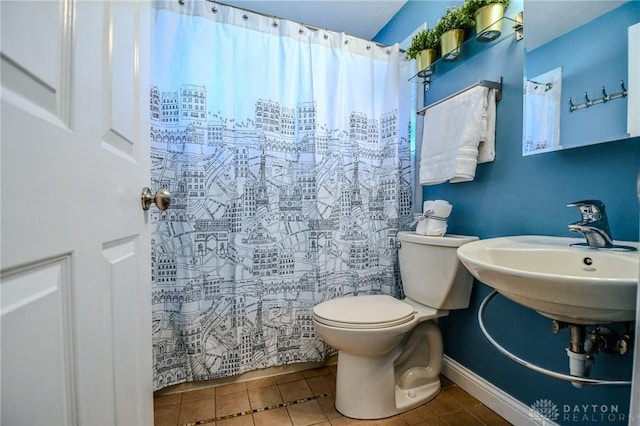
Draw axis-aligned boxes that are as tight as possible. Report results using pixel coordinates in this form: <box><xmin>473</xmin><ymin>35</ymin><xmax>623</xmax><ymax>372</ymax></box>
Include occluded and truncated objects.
<box><xmin>1</xmin><ymin>256</ymin><xmax>76</xmax><ymax>426</ymax></box>
<box><xmin>0</xmin><ymin>1</ymin><xmax>152</xmax><ymax>424</ymax></box>
<box><xmin>0</xmin><ymin>0</ymin><xmax>71</xmax><ymax>123</ymax></box>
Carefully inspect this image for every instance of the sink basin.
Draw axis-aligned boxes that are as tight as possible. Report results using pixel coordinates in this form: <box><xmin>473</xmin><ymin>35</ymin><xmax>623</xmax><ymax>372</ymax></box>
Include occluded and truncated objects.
<box><xmin>457</xmin><ymin>235</ymin><xmax>639</xmax><ymax>324</ymax></box>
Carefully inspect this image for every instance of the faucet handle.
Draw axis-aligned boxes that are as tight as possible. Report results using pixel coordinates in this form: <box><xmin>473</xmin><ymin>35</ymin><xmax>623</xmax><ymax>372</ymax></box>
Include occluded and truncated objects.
<box><xmin>566</xmin><ymin>199</ymin><xmax>607</xmax><ymax>219</ymax></box>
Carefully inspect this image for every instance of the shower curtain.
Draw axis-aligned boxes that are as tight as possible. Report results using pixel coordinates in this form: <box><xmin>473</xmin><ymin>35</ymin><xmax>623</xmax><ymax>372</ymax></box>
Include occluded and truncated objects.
<box><xmin>150</xmin><ymin>0</ymin><xmax>412</xmax><ymax>390</ymax></box>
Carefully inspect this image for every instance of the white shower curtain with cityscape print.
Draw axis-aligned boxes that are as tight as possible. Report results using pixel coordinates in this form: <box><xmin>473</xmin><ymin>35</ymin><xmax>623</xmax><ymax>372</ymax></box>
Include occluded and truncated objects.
<box><xmin>150</xmin><ymin>0</ymin><xmax>412</xmax><ymax>390</ymax></box>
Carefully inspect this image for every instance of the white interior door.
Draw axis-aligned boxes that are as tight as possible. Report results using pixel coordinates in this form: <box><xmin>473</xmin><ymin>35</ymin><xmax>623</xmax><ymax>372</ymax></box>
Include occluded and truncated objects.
<box><xmin>1</xmin><ymin>1</ymin><xmax>153</xmax><ymax>424</ymax></box>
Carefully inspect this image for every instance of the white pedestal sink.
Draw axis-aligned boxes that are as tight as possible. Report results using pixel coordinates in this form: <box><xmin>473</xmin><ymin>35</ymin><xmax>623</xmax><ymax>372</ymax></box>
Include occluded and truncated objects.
<box><xmin>457</xmin><ymin>235</ymin><xmax>639</xmax><ymax>325</ymax></box>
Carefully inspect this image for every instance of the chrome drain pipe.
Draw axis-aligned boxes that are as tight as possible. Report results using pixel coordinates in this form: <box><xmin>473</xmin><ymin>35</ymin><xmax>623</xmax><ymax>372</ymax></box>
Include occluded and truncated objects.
<box><xmin>478</xmin><ymin>290</ymin><xmax>631</xmax><ymax>386</ymax></box>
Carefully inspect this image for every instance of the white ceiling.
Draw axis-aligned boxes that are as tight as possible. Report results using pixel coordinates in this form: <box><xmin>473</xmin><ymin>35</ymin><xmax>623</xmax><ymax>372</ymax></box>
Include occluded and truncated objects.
<box><xmin>219</xmin><ymin>0</ymin><xmax>408</xmax><ymax>40</ymax></box>
<box><xmin>219</xmin><ymin>1</ymin><xmax>628</xmax><ymax>49</ymax></box>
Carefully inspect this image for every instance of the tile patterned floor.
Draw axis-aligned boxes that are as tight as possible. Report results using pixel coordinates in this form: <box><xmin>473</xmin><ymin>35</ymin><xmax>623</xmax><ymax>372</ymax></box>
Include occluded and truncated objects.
<box><xmin>154</xmin><ymin>365</ymin><xmax>512</xmax><ymax>426</ymax></box>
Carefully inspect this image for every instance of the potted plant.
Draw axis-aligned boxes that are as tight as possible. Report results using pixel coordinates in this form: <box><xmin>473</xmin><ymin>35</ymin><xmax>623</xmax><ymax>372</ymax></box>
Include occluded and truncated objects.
<box><xmin>406</xmin><ymin>28</ymin><xmax>440</xmax><ymax>77</ymax></box>
<box><xmin>434</xmin><ymin>6</ymin><xmax>474</xmax><ymax>61</ymax></box>
<box><xmin>463</xmin><ymin>0</ymin><xmax>511</xmax><ymax>42</ymax></box>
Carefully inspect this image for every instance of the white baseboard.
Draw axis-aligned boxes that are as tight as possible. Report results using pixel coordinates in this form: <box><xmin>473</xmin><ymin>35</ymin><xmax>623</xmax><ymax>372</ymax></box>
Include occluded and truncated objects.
<box><xmin>442</xmin><ymin>356</ymin><xmax>559</xmax><ymax>426</ymax></box>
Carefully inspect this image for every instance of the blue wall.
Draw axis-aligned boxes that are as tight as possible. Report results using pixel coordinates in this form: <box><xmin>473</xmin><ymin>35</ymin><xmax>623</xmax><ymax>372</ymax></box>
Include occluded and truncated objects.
<box><xmin>527</xmin><ymin>3</ymin><xmax>640</xmax><ymax>149</ymax></box>
<box><xmin>376</xmin><ymin>1</ymin><xmax>639</xmax><ymax>424</ymax></box>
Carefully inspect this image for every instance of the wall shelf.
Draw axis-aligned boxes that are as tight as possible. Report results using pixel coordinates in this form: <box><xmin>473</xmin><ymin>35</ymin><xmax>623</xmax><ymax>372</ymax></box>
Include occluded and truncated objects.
<box><xmin>409</xmin><ymin>14</ymin><xmax>522</xmax><ymax>89</ymax></box>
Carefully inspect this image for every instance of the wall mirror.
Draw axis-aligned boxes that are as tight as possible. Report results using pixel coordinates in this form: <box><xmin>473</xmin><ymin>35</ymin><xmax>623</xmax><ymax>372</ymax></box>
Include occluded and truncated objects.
<box><xmin>523</xmin><ymin>0</ymin><xmax>639</xmax><ymax>155</ymax></box>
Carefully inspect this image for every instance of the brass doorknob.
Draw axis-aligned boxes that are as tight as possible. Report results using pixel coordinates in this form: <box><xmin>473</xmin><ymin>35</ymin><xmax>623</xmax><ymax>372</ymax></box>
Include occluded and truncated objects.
<box><xmin>141</xmin><ymin>187</ymin><xmax>171</xmax><ymax>211</ymax></box>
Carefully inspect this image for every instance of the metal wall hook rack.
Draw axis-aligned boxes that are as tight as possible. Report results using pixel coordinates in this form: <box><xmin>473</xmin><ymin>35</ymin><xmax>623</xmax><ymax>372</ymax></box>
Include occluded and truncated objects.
<box><xmin>569</xmin><ymin>80</ymin><xmax>627</xmax><ymax>112</ymax></box>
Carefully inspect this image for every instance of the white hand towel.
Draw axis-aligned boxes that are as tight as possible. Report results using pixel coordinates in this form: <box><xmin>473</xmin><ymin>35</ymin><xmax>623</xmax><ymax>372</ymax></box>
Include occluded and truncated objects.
<box><xmin>420</xmin><ymin>86</ymin><xmax>496</xmax><ymax>185</ymax></box>
<box><xmin>416</xmin><ymin>218</ymin><xmax>428</xmax><ymax>235</ymax></box>
<box><xmin>423</xmin><ymin>200</ymin><xmax>452</xmax><ymax>236</ymax></box>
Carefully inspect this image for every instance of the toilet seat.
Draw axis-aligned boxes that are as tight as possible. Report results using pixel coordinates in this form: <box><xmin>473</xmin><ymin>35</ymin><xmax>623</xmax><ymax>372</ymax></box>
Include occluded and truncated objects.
<box><xmin>313</xmin><ymin>295</ymin><xmax>415</xmax><ymax>329</ymax></box>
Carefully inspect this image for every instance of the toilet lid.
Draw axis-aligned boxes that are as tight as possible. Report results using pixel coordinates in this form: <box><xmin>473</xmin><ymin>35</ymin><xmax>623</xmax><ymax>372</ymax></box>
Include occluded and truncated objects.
<box><xmin>313</xmin><ymin>295</ymin><xmax>415</xmax><ymax>329</ymax></box>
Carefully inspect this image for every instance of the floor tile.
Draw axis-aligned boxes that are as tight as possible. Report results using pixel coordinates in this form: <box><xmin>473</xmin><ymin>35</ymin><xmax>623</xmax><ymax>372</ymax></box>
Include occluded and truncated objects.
<box><xmin>153</xmin><ymin>403</ymin><xmax>179</xmax><ymax>426</ymax></box>
<box><xmin>253</xmin><ymin>406</ymin><xmax>293</xmax><ymax>426</ymax></box>
<box><xmin>246</xmin><ymin>376</ymin><xmax>278</xmax><ymax>390</ymax></box>
<box><xmin>248</xmin><ymin>384</ymin><xmax>284</xmax><ymax>410</ymax></box>
<box><xmin>439</xmin><ymin>409</ymin><xmax>484</xmax><ymax>426</ymax></box>
<box><xmin>329</xmin><ymin>416</ymin><xmax>406</xmax><ymax>425</ymax></box>
<box><xmin>467</xmin><ymin>404</ymin><xmax>512</xmax><ymax>426</ymax></box>
<box><xmin>278</xmin><ymin>379</ymin><xmax>314</xmax><ymax>402</ymax></box>
<box><xmin>154</xmin><ymin>393</ymin><xmax>182</xmax><ymax>408</ymax></box>
<box><xmin>306</xmin><ymin>374</ymin><xmax>336</xmax><ymax>396</ymax></box>
<box><xmin>286</xmin><ymin>399</ymin><xmax>327</xmax><ymax>426</ymax></box>
<box><xmin>440</xmin><ymin>376</ymin><xmax>455</xmax><ymax>389</ymax></box>
<box><xmin>153</xmin><ymin>366</ymin><xmax>511</xmax><ymax>426</ymax></box>
<box><xmin>216</xmin><ymin>390</ymin><xmax>251</xmax><ymax>418</ymax></box>
<box><xmin>181</xmin><ymin>386</ymin><xmax>216</xmax><ymax>402</ymax></box>
<box><xmin>317</xmin><ymin>394</ymin><xmax>341</xmax><ymax>419</ymax></box>
<box><xmin>411</xmin><ymin>418</ymin><xmax>446</xmax><ymax>426</ymax></box>
<box><xmin>302</xmin><ymin>366</ymin><xmax>331</xmax><ymax>378</ymax></box>
<box><xmin>426</xmin><ymin>392</ymin><xmax>463</xmax><ymax>416</ymax></box>
<box><xmin>275</xmin><ymin>371</ymin><xmax>306</xmax><ymax>384</ymax></box>
<box><xmin>327</xmin><ymin>364</ymin><xmax>338</xmax><ymax>377</ymax></box>
<box><xmin>401</xmin><ymin>404</ymin><xmax>439</xmax><ymax>425</ymax></box>
<box><xmin>217</xmin><ymin>381</ymin><xmax>248</xmax><ymax>396</ymax></box>
<box><xmin>216</xmin><ymin>413</ymin><xmax>255</xmax><ymax>426</ymax></box>
<box><xmin>178</xmin><ymin>397</ymin><xmax>216</xmax><ymax>425</ymax></box>
<box><xmin>443</xmin><ymin>386</ymin><xmax>480</xmax><ymax>408</ymax></box>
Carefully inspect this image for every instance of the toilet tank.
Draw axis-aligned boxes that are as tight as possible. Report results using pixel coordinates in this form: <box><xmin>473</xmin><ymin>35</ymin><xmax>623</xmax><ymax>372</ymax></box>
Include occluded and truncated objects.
<box><xmin>397</xmin><ymin>231</ymin><xmax>478</xmax><ymax>310</ymax></box>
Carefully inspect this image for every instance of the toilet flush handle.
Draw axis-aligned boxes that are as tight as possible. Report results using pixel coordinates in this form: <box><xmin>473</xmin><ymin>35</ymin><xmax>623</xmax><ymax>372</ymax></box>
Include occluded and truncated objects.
<box><xmin>396</xmin><ymin>241</ymin><xmax>402</xmax><ymax>249</ymax></box>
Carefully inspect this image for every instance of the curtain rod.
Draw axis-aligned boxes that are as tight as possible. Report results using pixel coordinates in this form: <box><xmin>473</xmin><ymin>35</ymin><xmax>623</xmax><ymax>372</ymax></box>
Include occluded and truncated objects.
<box><xmin>203</xmin><ymin>0</ymin><xmax>398</xmax><ymax>51</ymax></box>
<box><xmin>416</xmin><ymin>78</ymin><xmax>502</xmax><ymax>116</ymax></box>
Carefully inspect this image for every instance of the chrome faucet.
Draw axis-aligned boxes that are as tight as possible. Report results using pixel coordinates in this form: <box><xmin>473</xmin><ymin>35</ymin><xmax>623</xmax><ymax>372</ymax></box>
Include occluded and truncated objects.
<box><xmin>566</xmin><ymin>199</ymin><xmax>614</xmax><ymax>249</ymax></box>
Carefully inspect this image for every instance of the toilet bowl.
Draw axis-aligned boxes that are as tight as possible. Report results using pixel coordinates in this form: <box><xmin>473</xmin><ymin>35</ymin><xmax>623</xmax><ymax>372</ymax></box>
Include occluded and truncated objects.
<box><xmin>312</xmin><ymin>232</ymin><xmax>478</xmax><ymax>419</ymax></box>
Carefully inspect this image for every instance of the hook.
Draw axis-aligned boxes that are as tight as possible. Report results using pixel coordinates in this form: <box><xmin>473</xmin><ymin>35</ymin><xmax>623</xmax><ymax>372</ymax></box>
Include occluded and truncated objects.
<box><xmin>621</xmin><ymin>80</ymin><xmax>627</xmax><ymax>93</ymax></box>
<box><xmin>584</xmin><ymin>92</ymin><xmax>591</xmax><ymax>105</ymax></box>
<box><xmin>569</xmin><ymin>97</ymin><xmax>575</xmax><ymax>109</ymax></box>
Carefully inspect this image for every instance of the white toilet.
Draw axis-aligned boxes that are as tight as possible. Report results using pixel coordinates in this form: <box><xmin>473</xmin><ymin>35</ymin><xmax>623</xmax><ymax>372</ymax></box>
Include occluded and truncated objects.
<box><xmin>312</xmin><ymin>231</ymin><xmax>478</xmax><ymax>419</ymax></box>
